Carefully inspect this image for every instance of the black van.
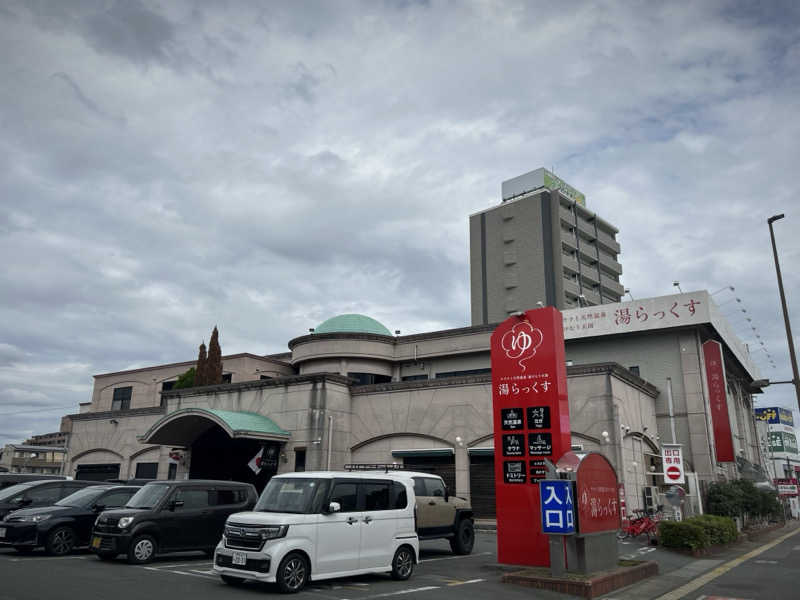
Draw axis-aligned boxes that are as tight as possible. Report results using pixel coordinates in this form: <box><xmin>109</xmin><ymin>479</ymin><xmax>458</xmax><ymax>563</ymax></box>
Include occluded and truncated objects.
<box><xmin>0</xmin><ymin>485</ymin><xmax>140</xmax><ymax>555</ymax></box>
<box><xmin>90</xmin><ymin>480</ymin><xmax>257</xmax><ymax>564</ymax></box>
<box><xmin>0</xmin><ymin>479</ymin><xmax>96</xmax><ymax>521</ymax></box>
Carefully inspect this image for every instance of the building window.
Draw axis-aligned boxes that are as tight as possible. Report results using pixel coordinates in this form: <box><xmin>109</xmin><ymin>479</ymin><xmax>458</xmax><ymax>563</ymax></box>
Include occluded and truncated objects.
<box><xmin>402</xmin><ymin>374</ymin><xmax>429</xmax><ymax>381</ymax></box>
<box><xmin>221</xmin><ymin>373</ymin><xmax>232</xmax><ymax>384</ymax></box>
<box><xmin>435</xmin><ymin>368</ymin><xmax>491</xmax><ymax>379</ymax></box>
<box><xmin>167</xmin><ymin>463</ymin><xmax>177</xmax><ymax>480</ymax></box>
<box><xmin>111</xmin><ymin>387</ymin><xmax>132</xmax><ymax>411</ymax></box>
<box><xmin>348</xmin><ymin>373</ymin><xmax>392</xmax><ymax>386</ymax></box>
<box><xmin>259</xmin><ymin>375</ymin><xmax>273</xmax><ymax>380</ymax></box>
<box><xmin>161</xmin><ymin>381</ymin><xmax>175</xmax><ymax>391</ymax></box>
<box><xmin>628</xmin><ymin>366</ymin><xmax>640</xmax><ymax>376</ymax></box>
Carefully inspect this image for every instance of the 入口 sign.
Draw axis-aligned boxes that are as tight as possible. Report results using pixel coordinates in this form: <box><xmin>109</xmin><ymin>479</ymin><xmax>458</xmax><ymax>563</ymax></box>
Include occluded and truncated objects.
<box><xmin>662</xmin><ymin>444</ymin><xmax>685</xmax><ymax>484</ymax></box>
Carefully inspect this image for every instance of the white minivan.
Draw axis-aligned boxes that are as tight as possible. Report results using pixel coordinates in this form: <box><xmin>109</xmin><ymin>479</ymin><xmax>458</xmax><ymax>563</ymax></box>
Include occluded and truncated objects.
<box><xmin>213</xmin><ymin>471</ymin><xmax>419</xmax><ymax>593</ymax></box>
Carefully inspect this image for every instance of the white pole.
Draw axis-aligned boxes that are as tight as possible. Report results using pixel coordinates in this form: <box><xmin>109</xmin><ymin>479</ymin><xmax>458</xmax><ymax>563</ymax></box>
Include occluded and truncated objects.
<box><xmin>326</xmin><ymin>415</ymin><xmax>334</xmax><ymax>471</ymax></box>
<box><xmin>667</xmin><ymin>377</ymin><xmax>677</xmax><ymax>444</ymax></box>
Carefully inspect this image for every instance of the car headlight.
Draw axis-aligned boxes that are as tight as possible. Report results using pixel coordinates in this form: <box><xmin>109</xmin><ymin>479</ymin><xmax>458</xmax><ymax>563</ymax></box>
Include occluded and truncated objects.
<box><xmin>18</xmin><ymin>514</ymin><xmax>51</xmax><ymax>523</ymax></box>
<box><xmin>117</xmin><ymin>516</ymin><xmax>134</xmax><ymax>529</ymax></box>
<box><xmin>259</xmin><ymin>525</ymin><xmax>289</xmax><ymax>540</ymax></box>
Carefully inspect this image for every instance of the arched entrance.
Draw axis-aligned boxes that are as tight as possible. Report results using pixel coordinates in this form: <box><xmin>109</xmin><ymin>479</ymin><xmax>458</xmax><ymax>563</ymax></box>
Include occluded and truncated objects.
<box><xmin>139</xmin><ymin>408</ymin><xmax>290</xmax><ymax>492</ymax></box>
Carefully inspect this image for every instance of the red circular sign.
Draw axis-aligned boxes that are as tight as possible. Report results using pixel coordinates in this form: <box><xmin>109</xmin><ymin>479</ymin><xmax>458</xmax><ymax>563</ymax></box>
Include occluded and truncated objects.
<box><xmin>666</xmin><ymin>465</ymin><xmax>681</xmax><ymax>480</ymax></box>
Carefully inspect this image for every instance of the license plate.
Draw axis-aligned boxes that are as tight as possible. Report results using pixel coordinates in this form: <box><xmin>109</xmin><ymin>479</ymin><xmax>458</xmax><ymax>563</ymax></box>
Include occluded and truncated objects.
<box><xmin>91</xmin><ymin>536</ymin><xmax>101</xmax><ymax>549</ymax></box>
<box><xmin>232</xmin><ymin>551</ymin><xmax>247</xmax><ymax>566</ymax></box>
<box><xmin>0</xmin><ymin>528</ymin><xmax>5</xmax><ymax>538</ymax></box>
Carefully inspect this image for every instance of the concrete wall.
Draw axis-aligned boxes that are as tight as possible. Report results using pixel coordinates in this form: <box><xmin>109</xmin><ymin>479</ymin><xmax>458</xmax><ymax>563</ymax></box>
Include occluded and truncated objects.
<box><xmin>90</xmin><ymin>354</ymin><xmax>293</xmax><ymax>412</ymax></box>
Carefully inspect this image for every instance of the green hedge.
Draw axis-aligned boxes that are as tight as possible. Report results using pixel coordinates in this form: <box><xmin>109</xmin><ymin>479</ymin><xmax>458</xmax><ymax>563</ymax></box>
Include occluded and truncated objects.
<box><xmin>658</xmin><ymin>520</ymin><xmax>708</xmax><ymax>550</ymax></box>
<box><xmin>658</xmin><ymin>515</ymin><xmax>737</xmax><ymax>551</ymax></box>
<box><xmin>691</xmin><ymin>515</ymin><xmax>738</xmax><ymax>545</ymax></box>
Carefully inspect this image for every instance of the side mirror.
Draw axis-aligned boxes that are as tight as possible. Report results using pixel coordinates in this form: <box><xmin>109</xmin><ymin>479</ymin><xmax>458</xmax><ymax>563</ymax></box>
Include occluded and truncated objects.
<box><xmin>327</xmin><ymin>501</ymin><xmax>341</xmax><ymax>514</ymax></box>
<box><xmin>13</xmin><ymin>497</ymin><xmax>31</xmax><ymax>506</ymax></box>
<box><xmin>170</xmin><ymin>499</ymin><xmax>185</xmax><ymax>511</ymax></box>
<box><xmin>92</xmin><ymin>504</ymin><xmax>106</xmax><ymax>513</ymax></box>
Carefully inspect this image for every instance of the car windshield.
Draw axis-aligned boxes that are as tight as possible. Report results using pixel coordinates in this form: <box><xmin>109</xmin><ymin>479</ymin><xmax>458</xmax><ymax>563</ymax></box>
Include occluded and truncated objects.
<box><xmin>255</xmin><ymin>478</ymin><xmax>328</xmax><ymax>514</ymax></box>
<box><xmin>0</xmin><ymin>482</ymin><xmax>37</xmax><ymax>502</ymax></box>
<box><xmin>125</xmin><ymin>484</ymin><xmax>170</xmax><ymax>509</ymax></box>
<box><xmin>55</xmin><ymin>487</ymin><xmax>108</xmax><ymax>508</ymax></box>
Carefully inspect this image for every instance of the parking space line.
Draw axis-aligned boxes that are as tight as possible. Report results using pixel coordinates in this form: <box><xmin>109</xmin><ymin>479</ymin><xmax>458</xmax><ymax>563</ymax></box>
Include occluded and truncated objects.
<box><xmin>341</xmin><ymin>586</ymin><xmax>440</xmax><ymax>600</ymax></box>
<box><xmin>446</xmin><ymin>579</ymin><xmax>485</xmax><ymax>586</ymax></box>
<box><xmin>1</xmin><ymin>555</ymin><xmax>92</xmax><ymax>562</ymax></box>
<box><xmin>420</xmin><ymin>551</ymin><xmax>492</xmax><ymax>563</ymax></box>
<box><xmin>146</xmin><ymin>561</ymin><xmax>214</xmax><ymax>569</ymax></box>
<box><xmin>142</xmin><ymin>566</ymin><xmax>217</xmax><ymax>579</ymax></box>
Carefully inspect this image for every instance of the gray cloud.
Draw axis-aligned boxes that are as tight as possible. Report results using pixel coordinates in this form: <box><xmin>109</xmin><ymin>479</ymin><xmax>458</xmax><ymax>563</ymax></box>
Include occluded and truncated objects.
<box><xmin>1</xmin><ymin>0</ymin><xmax>799</xmax><ymax>444</ymax></box>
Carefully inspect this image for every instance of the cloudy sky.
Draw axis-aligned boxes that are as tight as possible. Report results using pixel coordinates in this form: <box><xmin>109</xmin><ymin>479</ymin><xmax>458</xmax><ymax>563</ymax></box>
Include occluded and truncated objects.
<box><xmin>1</xmin><ymin>1</ymin><xmax>799</xmax><ymax>446</ymax></box>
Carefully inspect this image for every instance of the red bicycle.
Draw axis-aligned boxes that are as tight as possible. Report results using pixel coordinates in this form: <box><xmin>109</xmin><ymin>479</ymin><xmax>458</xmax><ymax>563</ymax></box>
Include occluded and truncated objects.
<box><xmin>617</xmin><ymin>509</ymin><xmax>662</xmax><ymax>541</ymax></box>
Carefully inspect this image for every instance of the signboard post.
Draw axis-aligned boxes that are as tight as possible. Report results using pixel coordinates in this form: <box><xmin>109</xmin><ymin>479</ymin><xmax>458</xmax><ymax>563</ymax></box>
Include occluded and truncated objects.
<box><xmin>539</xmin><ymin>480</ymin><xmax>575</xmax><ymax>577</ymax></box>
<box><xmin>491</xmin><ymin>307</ymin><xmax>571</xmax><ymax>567</ymax></box>
<box><xmin>661</xmin><ymin>444</ymin><xmax>685</xmax><ymax>484</ymax></box>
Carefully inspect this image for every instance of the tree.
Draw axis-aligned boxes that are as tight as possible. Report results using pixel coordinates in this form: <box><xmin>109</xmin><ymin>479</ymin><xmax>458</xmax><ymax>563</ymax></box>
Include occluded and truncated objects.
<box><xmin>207</xmin><ymin>326</ymin><xmax>223</xmax><ymax>385</ymax></box>
<box><xmin>196</xmin><ymin>340</ymin><xmax>208</xmax><ymax>386</ymax></box>
<box><xmin>173</xmin><ymin>367</ymin><xmax>196</xmax><ymax>390</ymax></box>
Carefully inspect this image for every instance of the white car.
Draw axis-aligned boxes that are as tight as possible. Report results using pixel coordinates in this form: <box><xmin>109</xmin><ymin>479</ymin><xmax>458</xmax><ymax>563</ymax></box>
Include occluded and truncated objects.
<box><xmin>213</xmin><ymin>471</ymin><xmax>419</xmax><ymax>593</ymax></box>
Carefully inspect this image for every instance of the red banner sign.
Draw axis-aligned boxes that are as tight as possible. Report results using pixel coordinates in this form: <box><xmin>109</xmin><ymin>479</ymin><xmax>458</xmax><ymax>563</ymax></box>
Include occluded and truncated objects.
<box><xmin>491</xmin><ymin>307</ymin><xmax>571</xmax><ymax>567</ymax></box>
<box><xmin>702</xmin><ymin>340</ymin><xmax>735</xmax><ymax>462</ymax></box>
<box><xmin>576</xmin><ymin>453</ymin><xmax>620</xmax><ymax>534</ymax></box>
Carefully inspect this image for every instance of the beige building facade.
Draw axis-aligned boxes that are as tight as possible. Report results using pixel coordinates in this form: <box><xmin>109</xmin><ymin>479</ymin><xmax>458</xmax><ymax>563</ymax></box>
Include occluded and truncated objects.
<box><xmin>61</xmin><ymin>291</ymin><xmax>765</xmax><ymax>517</ymax></box>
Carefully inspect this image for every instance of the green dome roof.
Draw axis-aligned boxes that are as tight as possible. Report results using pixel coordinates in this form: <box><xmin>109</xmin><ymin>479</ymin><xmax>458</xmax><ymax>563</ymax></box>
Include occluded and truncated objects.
<box><xmin>315</xmin><ymin>314</ymin><xmax>392</xmax><ymax>336</ymax></box>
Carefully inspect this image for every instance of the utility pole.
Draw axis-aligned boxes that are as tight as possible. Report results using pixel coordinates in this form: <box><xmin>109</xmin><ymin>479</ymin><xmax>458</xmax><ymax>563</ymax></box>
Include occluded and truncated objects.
<box><xmin>767</xmin><ymin>214</ymin><xmax>800</xmax><ymax>411</ymax></box>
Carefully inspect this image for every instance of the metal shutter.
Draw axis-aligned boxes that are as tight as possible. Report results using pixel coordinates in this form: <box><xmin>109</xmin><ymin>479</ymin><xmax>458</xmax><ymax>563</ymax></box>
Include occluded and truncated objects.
<box><xmin>75</xmin><ymin>463</ymin><xmax>121</xmax><ymax>481</ymax></box>
<box><xmin>402</xmin><ymin>456</ymin><xmax>456</xmax><ymax>492</ymax></box>
<box><xmin>469</xmin><ymin>454</ymin><xmax>496</xmax><ymax>517</ymax></box>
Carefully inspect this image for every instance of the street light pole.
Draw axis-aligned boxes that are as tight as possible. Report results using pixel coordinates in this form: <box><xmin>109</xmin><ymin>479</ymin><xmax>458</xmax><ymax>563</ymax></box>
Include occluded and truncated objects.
<box><xmin>767</xmin><ymin>214</ymin><xmax>800</xmax><ymax>411</ymax></box>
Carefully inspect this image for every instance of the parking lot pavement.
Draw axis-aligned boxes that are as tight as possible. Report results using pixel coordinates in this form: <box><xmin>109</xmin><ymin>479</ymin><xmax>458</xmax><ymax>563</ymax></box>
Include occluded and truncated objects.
<box><xmin>3</xmin><ymin>532</ymin><xmax>570</xmax><ymax>600</ymax></box>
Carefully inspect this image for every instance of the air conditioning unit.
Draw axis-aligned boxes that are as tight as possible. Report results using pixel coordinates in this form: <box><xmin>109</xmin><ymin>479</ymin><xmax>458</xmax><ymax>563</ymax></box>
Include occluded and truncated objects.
<box><xmin>642</xmin><ymin>486</ymin><xmax>660</xmax><ymax>512</ymax></box>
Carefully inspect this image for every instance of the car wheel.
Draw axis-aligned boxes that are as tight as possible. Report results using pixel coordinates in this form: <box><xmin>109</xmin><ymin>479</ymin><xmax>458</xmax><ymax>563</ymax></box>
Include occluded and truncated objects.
<box><xmin>449</xmin><ymin>519</ymin><xmax>475</xmax><ymax>555</ymax></box>
<box><xmin>127</xmin><ymin>534</ymin><xmax>157</xmax><ymax>564</ymax></box>
<box><xmin>46</xmin><ymin>526</ymin><xmax>77</xmax><ymax>556</ymax></box>
<box><xmin>276</xmin><ymin>552</ymin><xmax>308</xmax><ymax>594</ymax></box>
<box><xmin>390</xmin><ymin>546</ymin><xmax>415</xmax><ymax>581</ymax></box>
<box><xmin>220</xmin><ymin>574</ymin><xmax>246</xmax><ymax>586</ymax></box>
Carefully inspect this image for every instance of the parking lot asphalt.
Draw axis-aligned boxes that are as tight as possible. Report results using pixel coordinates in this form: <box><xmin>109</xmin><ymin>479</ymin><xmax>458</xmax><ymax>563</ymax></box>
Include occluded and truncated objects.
<box><xmin>1</xmin><ymin>532</ymin><xmax>583</xmax><ymax>600</ymax></box>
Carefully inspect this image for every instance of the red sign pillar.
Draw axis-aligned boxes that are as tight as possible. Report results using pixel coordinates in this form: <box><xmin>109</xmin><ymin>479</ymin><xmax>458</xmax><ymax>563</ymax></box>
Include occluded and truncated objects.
<box><xmin>491</xmin><ymin>307</ymin><xmax>571</xmax><ymax>566</ymax></box>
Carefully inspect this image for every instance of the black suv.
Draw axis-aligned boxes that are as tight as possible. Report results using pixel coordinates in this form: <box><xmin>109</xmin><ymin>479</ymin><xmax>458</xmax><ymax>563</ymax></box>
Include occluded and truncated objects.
<box><xmin>0</xmin><ymin>479</ymin><xmax>96</xmax><ymax>521</ymax></box>
<box><xmin>90</xmin><ymin>480</ymin><xmax>257</xmax><ymax>564</ymax></box>
<box><xmin>0</xmin><ymin>485</ymin><xmax>139</xmax><ymax>554</ymax></box>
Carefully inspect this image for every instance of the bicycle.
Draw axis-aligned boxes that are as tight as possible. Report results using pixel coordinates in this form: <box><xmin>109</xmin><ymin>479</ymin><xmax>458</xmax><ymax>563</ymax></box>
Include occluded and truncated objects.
<box><xmin>617</xmin><ymin>509</ymin><xmax>662</xmax><ymax>542</ymax></box>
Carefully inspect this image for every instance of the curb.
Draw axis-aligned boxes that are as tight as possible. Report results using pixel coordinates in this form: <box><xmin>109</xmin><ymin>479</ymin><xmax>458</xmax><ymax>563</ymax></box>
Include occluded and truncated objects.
<box><xmin>502</xmin><ymin>560</ymin><xmax>659</xmax><ymax>599</ymax></box>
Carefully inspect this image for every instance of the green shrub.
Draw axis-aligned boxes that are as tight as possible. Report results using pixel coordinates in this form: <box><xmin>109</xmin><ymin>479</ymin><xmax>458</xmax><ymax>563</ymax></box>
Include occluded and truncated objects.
<box><xmin>691</xmin><ymin>514</ymin><xmax>737</xmax><ymax>545</ymax></box>
<box><xmin>658</xmin><ymin>520</ymin><xmax>709</xmax><ymax>550</ymax></box>
<box><xmin>758</xmin><ymin>489</ymin><xmax>783</xmax><ymax>520</ymax></box>
<box><xmin>173</xmin><ymin>367</ymin><xmax>196</xmax><ymax>389</ymax></box>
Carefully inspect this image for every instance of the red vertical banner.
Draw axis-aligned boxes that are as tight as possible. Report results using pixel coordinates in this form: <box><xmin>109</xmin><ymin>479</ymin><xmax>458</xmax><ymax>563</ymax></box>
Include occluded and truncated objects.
<box><xmin>702</xmin><ymin>340</ymin><xmax>735</xmax><ymax>462</ymax></box>
<box><xmin>491</xmin><ymin>307</ymin><xmax>571</xmax><ymax>567</ymax></box>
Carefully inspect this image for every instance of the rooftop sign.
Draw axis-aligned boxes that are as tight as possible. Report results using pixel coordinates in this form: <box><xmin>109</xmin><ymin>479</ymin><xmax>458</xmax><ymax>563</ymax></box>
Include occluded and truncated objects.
<box><xmin>560</xmin><ymin>291</ymin><xmax>760</xmax><ymax>381</ymax></box>
<box><xmin>502</xmin><ymin>167</ymin><xmax>586</xmax><ymax>207</ymax></box>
